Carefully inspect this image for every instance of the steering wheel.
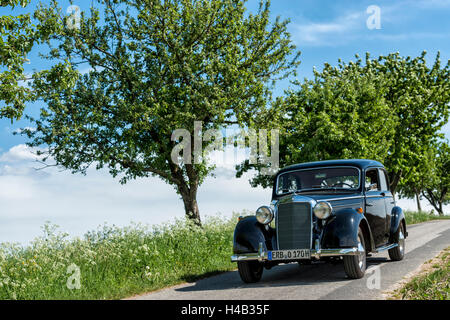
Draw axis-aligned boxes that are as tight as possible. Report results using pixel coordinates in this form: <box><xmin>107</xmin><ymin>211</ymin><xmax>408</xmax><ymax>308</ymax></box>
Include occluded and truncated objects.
<box><xmin>330</xmin><ymin>182</ymin><xmax>353</xmax><ymax>189</ymax></box>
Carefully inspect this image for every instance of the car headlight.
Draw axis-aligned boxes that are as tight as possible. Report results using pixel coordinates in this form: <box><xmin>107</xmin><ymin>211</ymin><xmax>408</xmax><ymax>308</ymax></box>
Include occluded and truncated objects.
<box><xmin>256</xmin><ymin>206</ymin><xmax>274</xmax><ymax>225</ymax></box>
<box><xmin>313</xmin><ymin>201</ymin><xmax>332</xmax><ymax>219</ymax></box>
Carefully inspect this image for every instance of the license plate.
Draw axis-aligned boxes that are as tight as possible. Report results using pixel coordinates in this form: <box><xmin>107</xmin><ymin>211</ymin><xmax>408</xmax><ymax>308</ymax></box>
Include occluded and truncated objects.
<box><xmin>268</xmin><ymin>249</ymin><xmax>310</xmax><ymax>260</ymax></box>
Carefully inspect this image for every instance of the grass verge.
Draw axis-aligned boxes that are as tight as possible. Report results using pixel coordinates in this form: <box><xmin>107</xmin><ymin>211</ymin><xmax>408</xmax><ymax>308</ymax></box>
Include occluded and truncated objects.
<box><xmin>0</xmin><ymin>214</ymin><xmax>240</xmax><ymax>300</ymax></box>
<box><xmin>403</xmin><ymin>210</ymin><xmax>450</xmax><ymax>225</ymax></box>
<box><xmin>390</xmin><ymin>247</ymin><xmax>449</xmax><ymax>300</ymax></box>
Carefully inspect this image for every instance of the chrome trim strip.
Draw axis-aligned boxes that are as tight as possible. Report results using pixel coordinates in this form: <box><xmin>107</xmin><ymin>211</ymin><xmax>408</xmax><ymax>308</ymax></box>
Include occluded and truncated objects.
<box><xmin>275</xmin><ymin>166</ymin><xmax>362</xmax><ymax>196</ymax></box>
<box><xmin>321</xmin><ymin>196</ymin><xmax>364</xmax><ymax>201</ymax></box>
<box><xmin>375</xmin><ymin>243</ymin><xmax>398</xmax><ymax>253</ymax></box>
<box><xmin>275</xmin><ymin>200</ymin><xmax>279</xmax><ymax>250</ymax></box>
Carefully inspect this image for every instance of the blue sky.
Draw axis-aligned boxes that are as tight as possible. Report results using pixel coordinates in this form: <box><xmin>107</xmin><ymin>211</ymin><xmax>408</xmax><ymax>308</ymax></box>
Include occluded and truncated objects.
<box><xmin>1</xmin><ymin>0</ymin><xmax>449</xmax><ymax>243</ymax></box>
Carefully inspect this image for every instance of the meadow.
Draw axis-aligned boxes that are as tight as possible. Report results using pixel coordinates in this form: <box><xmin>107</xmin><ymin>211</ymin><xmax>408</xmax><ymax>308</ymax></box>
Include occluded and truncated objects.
<box><xmin>0</xmin><ymin>214</ymin><xmax>239</xmax><ymax>299</ymax></box>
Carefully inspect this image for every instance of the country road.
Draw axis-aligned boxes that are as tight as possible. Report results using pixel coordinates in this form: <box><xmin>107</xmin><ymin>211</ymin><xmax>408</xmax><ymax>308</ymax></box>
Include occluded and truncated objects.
<box><xmin>131</xmin><ymin>219</ymin><xmax>450</xmax><ymax>300</ymax></box>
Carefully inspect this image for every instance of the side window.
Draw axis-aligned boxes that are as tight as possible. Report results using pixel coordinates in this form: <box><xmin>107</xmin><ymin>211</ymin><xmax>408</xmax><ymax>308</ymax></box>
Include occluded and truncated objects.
<box><xmin>378</xmin><ymin>169</ymin><xmax>389</xmax><ymax>191</ymax></box>
<box><xmin>383</xmin><ymin>170</ymin><xmax>391</xmax><ymax>192</ymax></box>
<box><xmin>365</xmin><ymin>169</ymin><xmax>380</xmax><ymax>191</ymax></box>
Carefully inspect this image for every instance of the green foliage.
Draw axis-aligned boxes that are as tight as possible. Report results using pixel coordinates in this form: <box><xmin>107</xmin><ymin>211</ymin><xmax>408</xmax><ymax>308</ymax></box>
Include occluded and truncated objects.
<box><xmin>239</xmin><ymin>52</ymin><xmax>449</xmax><ymax>192</ymax></box>
<box><xmin>396</xmin><ymin>247</ymin><xmax>449</xmax><ymax>300</ymax></box>
<box><xmin>373</xmin><ymin>52</ymin><xmax>449</xmax><ymax>194</ymax></box>
<box><xmin>0</xmin><ymin>0</ymin><xmax>36</xmax><ymax>120</ymax></box>
<box><xmin>419</xmin><ymin>142</ymin><xmax>450</xmax><ymax>216</ymax></box>
<box><xmin>20</xmin><ymin>0</ymin><xmax>300</xmax><ymax>223</ymax></box>
<box><xmin>0</xmin><ymin>214</ymin><xmax>240</xmax><ymax>300</ymax></box>
<box><xmin>238</xmin><ymin>53</ymin><xmax>396</xmax><ymax>187</ymax></box>
<box><xmin>398</xmin><ymin>141</ymin><xmax>449</xmax><ymax>214</ymax></box>
<box><xmin>403</xmin><ymin>210</ymin><xmax>450</xmax><ymax>225</ymax></box>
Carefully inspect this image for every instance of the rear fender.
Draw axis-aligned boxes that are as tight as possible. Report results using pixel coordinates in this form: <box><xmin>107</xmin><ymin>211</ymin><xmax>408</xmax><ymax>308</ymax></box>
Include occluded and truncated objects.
<box><xmin>390</xmin><ymin>206</ymin><xmax>407</xmax><ymax>242</ymax></box>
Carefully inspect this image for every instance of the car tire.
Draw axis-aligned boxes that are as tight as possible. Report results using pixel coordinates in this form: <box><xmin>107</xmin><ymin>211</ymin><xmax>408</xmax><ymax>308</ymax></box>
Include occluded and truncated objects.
<box><xmin>389</xmin><ymin>223</ymin><xmax>405</xmax><ymax>261</ymax></box>
<box><xmin>343</xmin><ymin>227</ymin><xmax>367</xmax><ymax>279</ymax></box>
<box><xmin>237</xmin><ymin>261</ymin><xmax>263</xmax><ymax>283</ymax></box>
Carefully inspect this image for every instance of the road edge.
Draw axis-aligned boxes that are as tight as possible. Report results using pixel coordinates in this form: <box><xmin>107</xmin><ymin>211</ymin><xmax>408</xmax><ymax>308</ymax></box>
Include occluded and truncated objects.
<box><xmin>381</xmin><ymin>246</ymin><xmax>448</xmax><ymax>300</ymax></box>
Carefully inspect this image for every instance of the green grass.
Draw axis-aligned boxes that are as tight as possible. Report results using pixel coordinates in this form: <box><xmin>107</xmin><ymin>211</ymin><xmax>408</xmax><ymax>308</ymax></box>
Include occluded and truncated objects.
<box><xmin>404</xmin><ymin>210</ymin><xmax>450</xmax><ymax>225</ymax></box>
<box><xmin>0</xmin><ymin>214</ymin><xmax>241</xmax><ymax>300</ymax></box>
<box><xmin>395</xmin><ymin>247</ymin><xmax>449</xmax><ymax>300</ymax></box>
<box><xmin>0</xmin><ymin>210</ymin><xmax>448</xmax><ymax>300</ymax></box>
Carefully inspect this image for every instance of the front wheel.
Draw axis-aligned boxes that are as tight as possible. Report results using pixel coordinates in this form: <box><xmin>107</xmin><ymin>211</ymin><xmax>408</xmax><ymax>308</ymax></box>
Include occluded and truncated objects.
<box><xmin>343</xmin><ymin>227</ymin><xmax>367</xmax><ymax>279</ymax></box>
<box><xmin>237</xmin><ymin>261</ymin><xmax>263</xmax><ymax>283</ymax></box>
<box><xmin>389</xmin><ymin>223</ymin><xmax>405</xmax><ymax>261</ymax></box>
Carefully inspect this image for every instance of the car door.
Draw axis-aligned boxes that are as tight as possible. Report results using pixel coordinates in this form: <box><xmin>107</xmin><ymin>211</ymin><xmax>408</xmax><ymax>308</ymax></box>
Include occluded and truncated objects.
<box><xmin>379</xmin><ymin>168</ymin><xmax>394</xmax><ymax>241</ymax></box>
<box><xmin>364</xmin><ymin>168</ymin><xmax>387</xmax><ymax>247</ymax></box>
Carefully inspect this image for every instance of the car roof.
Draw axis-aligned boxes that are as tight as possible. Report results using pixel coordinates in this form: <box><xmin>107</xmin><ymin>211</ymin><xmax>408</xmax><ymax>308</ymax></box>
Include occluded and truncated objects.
<box><xmin>278</xmin><ymin>159</ymin><xmax>384</xmax><ymax>174</ymax></box>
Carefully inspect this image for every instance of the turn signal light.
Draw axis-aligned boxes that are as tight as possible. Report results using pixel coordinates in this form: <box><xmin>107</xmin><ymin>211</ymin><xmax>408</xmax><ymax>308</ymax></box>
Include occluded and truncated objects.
<box><xmin>356</xmin><ymin>207</ymin><xmax>363</xmax><ymax>214</ymax></box>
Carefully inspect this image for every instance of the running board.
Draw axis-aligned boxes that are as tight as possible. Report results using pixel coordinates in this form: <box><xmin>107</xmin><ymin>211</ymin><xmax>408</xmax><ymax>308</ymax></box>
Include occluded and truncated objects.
<box><xmin>375</xmin><ymin>243</ymin><xmax>398</xmax><ymax>253</ymax></box>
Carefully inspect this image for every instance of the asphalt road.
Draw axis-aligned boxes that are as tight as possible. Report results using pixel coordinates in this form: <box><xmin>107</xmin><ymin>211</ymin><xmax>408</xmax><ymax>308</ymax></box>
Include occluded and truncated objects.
<box><xmin>132</xmin><ymin>219</ymin><xmax>450</xmax><ymax>300</ymax></box>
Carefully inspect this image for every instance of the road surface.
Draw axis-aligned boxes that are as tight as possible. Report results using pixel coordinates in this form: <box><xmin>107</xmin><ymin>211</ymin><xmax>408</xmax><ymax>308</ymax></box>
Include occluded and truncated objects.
<box><xmin>131</xmin><ymin>219</ymin><xmax>450</xmax><ymax>300</ymax></box>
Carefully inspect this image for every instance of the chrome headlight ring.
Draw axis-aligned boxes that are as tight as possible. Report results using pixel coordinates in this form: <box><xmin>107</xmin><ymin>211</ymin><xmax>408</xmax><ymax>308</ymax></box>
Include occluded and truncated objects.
<box><xmin>313</xmin><ymin>201</ymin><xmax>333</xmax><ymax>219</ymax></box>
<box><xmin>256</xmin><ymin>206</ymin><xmax>274</xmax><ymax>225</ymax></box>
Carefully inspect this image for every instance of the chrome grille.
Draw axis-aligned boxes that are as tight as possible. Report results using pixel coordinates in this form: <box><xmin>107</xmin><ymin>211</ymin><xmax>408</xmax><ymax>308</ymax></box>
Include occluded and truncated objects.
<box><xmin>277</xmin><ymin>202</ymin><xmax>312</xmax><ymax>250</ymax></box>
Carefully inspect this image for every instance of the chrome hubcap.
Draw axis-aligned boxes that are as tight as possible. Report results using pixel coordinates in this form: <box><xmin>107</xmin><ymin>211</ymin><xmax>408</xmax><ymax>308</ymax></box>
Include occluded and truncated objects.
<box><xmin>398</xmin><ymin>230</ymin><xmax>405</xmax><ymax>255</ymax></box>
<box><xmin>357</xmin><ymin>235</ymin><xmax>365</xmax><ymax>269</ymax></box>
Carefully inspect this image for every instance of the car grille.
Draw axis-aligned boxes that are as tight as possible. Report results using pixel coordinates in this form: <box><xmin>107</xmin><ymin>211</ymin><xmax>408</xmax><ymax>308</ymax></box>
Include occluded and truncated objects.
<box><xmin>277</xmin><ymin>202</ymin><xmax>312</xmax><ymax>250</ymax></box>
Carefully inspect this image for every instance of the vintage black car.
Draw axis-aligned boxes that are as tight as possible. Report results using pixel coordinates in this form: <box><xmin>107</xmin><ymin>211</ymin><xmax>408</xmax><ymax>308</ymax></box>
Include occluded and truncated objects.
<box><xmin>231</xmin><ymin>159</ymin><xmax>408</xmax><ymax>283</ymax></box>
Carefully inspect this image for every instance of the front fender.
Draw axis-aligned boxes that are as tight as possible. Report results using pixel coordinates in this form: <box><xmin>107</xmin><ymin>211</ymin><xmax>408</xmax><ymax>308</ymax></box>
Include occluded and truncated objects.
<box><xmin>390</xmin><ymin>206</ymin><xmax>407</xmax><ymax>242</ymax></box>
<box><xmin>233</xmin><ymin>216</ymin><xmax>275</xmax><ymax>254</ymax></box>
<box><xmin>322</xmin><ymin>209</ymin><xmax>375</xmax><ymax>252</ymax></box>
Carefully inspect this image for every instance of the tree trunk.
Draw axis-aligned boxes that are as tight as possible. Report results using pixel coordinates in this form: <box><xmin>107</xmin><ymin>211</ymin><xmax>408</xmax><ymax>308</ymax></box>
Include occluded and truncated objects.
<box><xmin>415</xmin><ymin>190</ymin><xmax>422</xmax><ymax>212</ymax></box>
<box><xmin>389</xmin><ymin>170</ymin><xmax>402</xmax><ymax>195</ymax></box>
<box><xmin>169</xmin><ymin>161</ymin><xmax>202</xmax><ymax>226</ymax></box>
<box><xmin>422</xmin><ymin>189</ymin><xmax>444</xmax><ymax>216</ymax></box>
<box><xmin>180</xmin><ymin>189</ymin><xmax>202</xmax><ymax>226</ymax></box>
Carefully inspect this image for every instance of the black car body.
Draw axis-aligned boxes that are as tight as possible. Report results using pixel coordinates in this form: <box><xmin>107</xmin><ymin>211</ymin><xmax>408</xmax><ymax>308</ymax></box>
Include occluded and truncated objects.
<box><xmin>231</xmin><ymin>159</ymin><xmax>408</xmax><ymax>282</ymax></box>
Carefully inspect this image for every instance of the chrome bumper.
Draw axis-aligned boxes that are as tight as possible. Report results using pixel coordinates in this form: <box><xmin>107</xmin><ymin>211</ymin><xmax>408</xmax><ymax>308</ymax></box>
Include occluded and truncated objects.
<box><xmin>231</xmin><ymin>242</ymin><xmax>359</xmax><ymax>262</ymax></box>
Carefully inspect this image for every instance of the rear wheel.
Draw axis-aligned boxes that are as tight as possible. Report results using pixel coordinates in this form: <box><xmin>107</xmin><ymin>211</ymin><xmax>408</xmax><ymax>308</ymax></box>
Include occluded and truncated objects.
<box><xmin>237</xmin><ymin>261</ymin><xmax>263</xmax><ymax>283</ymax></box>
<box><xmin>343</xmin><ymin>227</ymin><xmax>367</xmax><ymax>279</ymax></box>
<box><xmin>389</xmin><ymin>223</ymin><xmax>405</xmax><ymax>261</ymax></box>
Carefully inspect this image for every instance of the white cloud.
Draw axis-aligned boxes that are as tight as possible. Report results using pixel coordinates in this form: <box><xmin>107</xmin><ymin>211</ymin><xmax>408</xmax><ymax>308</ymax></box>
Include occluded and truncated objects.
<box><xmin>413</xmin><ymin>0</ymin><xmax>450</xmax><ymax>8</ymax></box>
<box><xmin>0</xmin><ymin>144</ymin><xmax>271</xmax><ymax>245</ymax></box>
<box><xmin>442</xmin><ymin>121</ymin><xmax>450</xmax><ymax>140</ymax></box>
<box><xmin>13</xmin><ymin>127</ymin><xmax>36</xmax><ymax>135</ymax></box>
<box><xmin>291</xmin><ymin>2</ymin><xmax>450</xmax><ymax>47</ymax></box>
<box><xmin>17</xmin><ymin>72</ymin><xmax>33</xmax><ymax>88</ymax></box>
<box><xmin>292</xmin><ymin>11</ymin><xmax>364</xmax><ymax>46</ymax></box>
<box><xmin>0</xmin><ymin>144</ymin><xmax>41</xmax><ymax>163</ymax></box>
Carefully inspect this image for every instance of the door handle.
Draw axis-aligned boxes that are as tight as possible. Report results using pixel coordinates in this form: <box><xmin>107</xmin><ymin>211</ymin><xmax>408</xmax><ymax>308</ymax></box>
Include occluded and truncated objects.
<box><xmin>381</xmin><ymin>192</ymin><xmax>385</xmax><ymax>197</ymax></box>
<box><xmin>366</xmin><ymin>203</ymin><xmax>373</xmax><ymax>207</ymax></box>
<box><xmin>390</xmin><ymin>201</ymin><xmax>395</xmax><ymax>204</ymax></box>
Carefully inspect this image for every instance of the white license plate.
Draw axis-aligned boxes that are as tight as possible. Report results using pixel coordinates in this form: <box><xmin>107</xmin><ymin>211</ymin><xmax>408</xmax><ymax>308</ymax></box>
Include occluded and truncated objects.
<box><xmin>268</xmin><ymin>249</ymin><xmax>310</xmax><ymax>260</ymax></box>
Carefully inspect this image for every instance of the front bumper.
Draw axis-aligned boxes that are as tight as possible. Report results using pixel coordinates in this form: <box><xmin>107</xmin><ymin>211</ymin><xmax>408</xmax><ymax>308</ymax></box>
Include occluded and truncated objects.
<box><xmin>231</xmin><ymin>242</ymin><xmax>359</xmax><ymax>262</ymax></box>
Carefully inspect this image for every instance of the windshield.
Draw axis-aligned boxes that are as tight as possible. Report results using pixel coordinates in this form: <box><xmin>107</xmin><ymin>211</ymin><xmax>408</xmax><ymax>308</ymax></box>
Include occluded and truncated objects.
<box><xmin>276</xmin><ymin>167</ymin><xmax>360</xmax><ymax>195</ymax></box>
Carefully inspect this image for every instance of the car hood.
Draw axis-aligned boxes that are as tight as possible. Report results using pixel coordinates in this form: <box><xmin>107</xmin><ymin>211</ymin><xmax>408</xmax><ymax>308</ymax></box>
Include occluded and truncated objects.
<box><xmin>276</xmin><ymin>192</ymin><xmax>362</xmax><ymax>204</ymax></box>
